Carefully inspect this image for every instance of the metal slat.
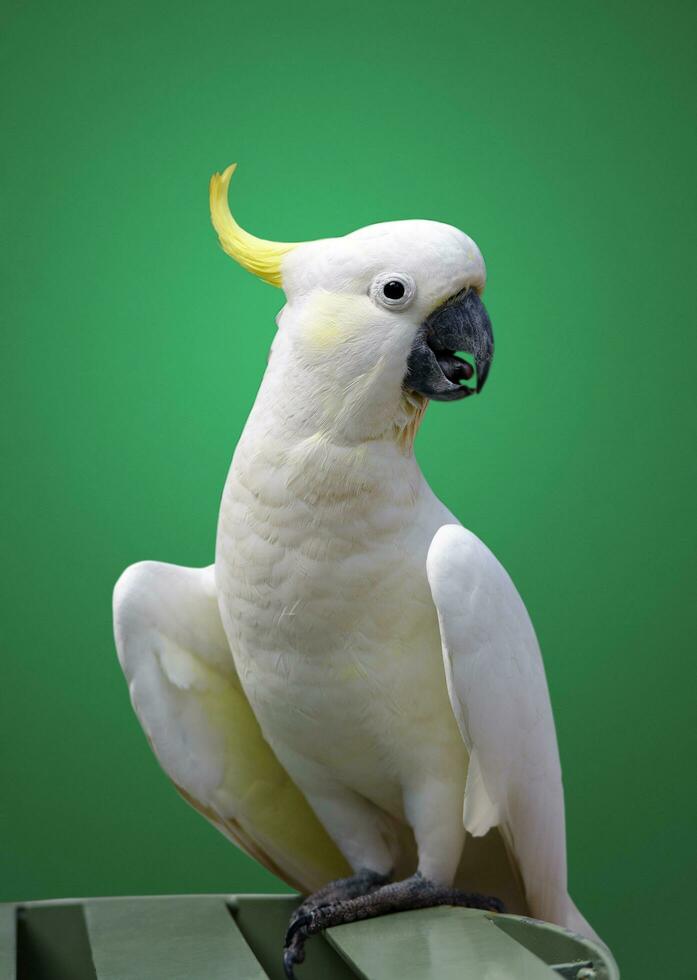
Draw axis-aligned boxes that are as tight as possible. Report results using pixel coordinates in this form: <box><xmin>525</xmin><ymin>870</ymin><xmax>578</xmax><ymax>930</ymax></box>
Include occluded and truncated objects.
<box><xmin>493</xmin><ymin>914</ymin><xmax>619</xmax><ymax>980</ymax></box>
<box><xmin>16</xmin><ymin>904</ymin><xmax>96</xmax><ymax>980</ymax></box>
<box><xmin>233</xmin><ymin>895</ymin><xmax>358</xmax><ymax>980</ymax></box>
<box><xmin>327</xmin><ymin>907</ymin><xmax>559</xmax><ymax>980</ymax></box>
<box><xmin>84</xmin><ymin>896</ymin><xmax>267</xmax><ymax>980</ymax></box>
<box><xmin>0</xmin><ymin>906</ymin><xmax>15</xmax><ymax>980</ymax></box>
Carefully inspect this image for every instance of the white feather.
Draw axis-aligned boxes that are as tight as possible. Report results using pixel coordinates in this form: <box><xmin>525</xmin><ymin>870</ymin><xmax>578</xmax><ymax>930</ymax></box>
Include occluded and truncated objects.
<box><xmin>113</xmin><ymin>560</ymin><xmax>350</xmax><ymax>892</ymax></box>
<box><xmin>427</xmin><ymin>523</ymin><xmax>599</xmax><ymax>941</ymax></box>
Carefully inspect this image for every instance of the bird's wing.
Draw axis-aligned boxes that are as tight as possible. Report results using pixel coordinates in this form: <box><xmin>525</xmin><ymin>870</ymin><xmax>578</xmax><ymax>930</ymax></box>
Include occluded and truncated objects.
<box><xmin>426</xmin><ymin>524</ymin><xmax>599</xmax><ymax>941</ymax></box>
<box><xmin>113</xmin><ymin>560</ymin><xmax>350</xmax><ymax>893</ymax></box>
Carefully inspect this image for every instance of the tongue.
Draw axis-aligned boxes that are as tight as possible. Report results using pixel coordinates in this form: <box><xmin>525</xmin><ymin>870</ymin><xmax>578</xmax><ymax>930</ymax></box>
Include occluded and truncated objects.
<box><xmin>436</xmin><ymin>351</ymin><xmax>475</xmax><ymax>387</ymax></box>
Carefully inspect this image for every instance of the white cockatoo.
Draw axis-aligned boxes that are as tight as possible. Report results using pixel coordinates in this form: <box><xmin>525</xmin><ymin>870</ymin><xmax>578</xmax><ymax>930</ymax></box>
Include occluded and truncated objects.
<box><xmin>114</xmin><ymin>163</ymin><xmax>604</xmax><ymax>975</ymax></box>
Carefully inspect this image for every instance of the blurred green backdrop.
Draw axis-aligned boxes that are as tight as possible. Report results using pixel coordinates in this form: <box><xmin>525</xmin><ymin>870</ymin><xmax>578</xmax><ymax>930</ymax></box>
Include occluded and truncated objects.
<box><xmin>1</xmin><ymin>0</ymin><xmax>695</xmax><ymax>976</ymax></box>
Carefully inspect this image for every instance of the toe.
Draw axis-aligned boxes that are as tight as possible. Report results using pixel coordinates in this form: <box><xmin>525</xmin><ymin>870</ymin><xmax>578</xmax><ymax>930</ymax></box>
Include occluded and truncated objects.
<box><xmin>284</xmin><ymin>911</ymin><xmax>313</xmax><ymax>946</ymax></box>
<box><xmin>471</xmin><ymin>892</ymin><xmax>506</xmax><ymax>913</ymax></box>
<box><xmin>450</xmin><ymin>890</ymin><xmax>506</xmax><ymax>913</ymax></box>
<box><xmin>283</xmin><ymin>935</ymin><xmax>308</xmax><ymax>979</ymax></box>
<box><xmin>282</xmin><ymin>947</ymin><xmax>298</xmax><ymax>980</ymax></box>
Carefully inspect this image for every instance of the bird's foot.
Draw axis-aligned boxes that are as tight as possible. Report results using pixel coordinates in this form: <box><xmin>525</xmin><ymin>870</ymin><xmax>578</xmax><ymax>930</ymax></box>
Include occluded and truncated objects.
<box><xmin>282</xmin><ymin>871</ymin><xmax>504</xmax><ymax>978</ymax></box>
<box><xmin>283</xmin><ymin>869</ymin><xmax>388</xmax><ymax>979</ymax></box>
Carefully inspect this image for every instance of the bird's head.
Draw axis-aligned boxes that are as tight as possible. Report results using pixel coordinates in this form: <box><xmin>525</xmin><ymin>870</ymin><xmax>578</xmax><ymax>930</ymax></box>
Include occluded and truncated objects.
<box><xmin>210</xmin><ymin>164</ymin><xmax>494</xmax><ymax>443</ymax></box>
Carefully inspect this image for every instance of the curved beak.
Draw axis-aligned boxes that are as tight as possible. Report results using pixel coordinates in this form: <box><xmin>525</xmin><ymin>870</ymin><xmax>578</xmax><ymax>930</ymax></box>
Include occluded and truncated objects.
<box><xmin>404</xmin><ymin>288</ymin><xmax>494</xmax><ymax>401</ymax></box>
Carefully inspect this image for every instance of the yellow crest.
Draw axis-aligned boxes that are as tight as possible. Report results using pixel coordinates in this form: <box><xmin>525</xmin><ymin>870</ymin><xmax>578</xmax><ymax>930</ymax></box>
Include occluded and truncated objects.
<box><xmin>209</xmin><ymin>163</ymin><xmax>298</xmax><ymax>287</ymax></box>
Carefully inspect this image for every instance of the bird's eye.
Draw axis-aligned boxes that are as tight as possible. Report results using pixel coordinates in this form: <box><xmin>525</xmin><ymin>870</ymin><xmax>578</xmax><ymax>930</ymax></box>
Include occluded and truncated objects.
<box><xmin>383</xmin><ymin>280</ymin><xmax>405</xmax><ymax>300</ymax></box>
<box><xmin>370</xmin><ymin>273</ymin><xmax>416</xmax><ymax>311</ymax></box>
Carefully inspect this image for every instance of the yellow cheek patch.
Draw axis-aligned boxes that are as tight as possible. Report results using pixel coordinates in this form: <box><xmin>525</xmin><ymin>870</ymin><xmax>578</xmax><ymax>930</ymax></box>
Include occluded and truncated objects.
<box><xmin>303</xmin><ymin>318</ymin><xmax>341</xmax><ymax>350</ymax></box>
<box><xmin>299</xmin><ymin>292</ymin><xmax>367</xmax><ymax>352</ymax></box>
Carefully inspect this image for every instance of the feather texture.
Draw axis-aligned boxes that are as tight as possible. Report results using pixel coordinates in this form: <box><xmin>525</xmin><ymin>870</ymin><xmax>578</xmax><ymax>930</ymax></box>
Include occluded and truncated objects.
<box><xmin>113</xmin><ymin>560</ymin><xmax>350</xmax><ymax>893</ymax></box>
<box><xmin>427</xmin><ymin>524</ymin><xmax>599</xmax><ymax>941</ymax></box>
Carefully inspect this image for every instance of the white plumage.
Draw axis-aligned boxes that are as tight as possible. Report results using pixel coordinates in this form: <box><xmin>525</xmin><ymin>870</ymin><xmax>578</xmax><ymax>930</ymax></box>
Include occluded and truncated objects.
<box><xmin>114</xmin><ymin>165</ymin><xmax>601</xmax><ymax>948</ymax></box>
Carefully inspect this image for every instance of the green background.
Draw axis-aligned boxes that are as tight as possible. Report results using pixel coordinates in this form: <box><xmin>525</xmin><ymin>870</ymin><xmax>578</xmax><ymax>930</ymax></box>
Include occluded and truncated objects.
<box><xmin>1</xmin><ymin>0</ymin><xmax>695</xmax><ymax>976</ymax></box>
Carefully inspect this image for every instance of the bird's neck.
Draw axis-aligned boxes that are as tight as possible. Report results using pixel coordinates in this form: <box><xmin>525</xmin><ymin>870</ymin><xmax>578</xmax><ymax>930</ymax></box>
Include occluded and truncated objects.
<box><xmin>247</xmin><ymin>329</ymin><xmax>428</xmax><ymax>450</ymax></box>
<box><xmin>232</xmin><ymin>340</ymin><xmax>428</xmax><ymax>511</ymax></box>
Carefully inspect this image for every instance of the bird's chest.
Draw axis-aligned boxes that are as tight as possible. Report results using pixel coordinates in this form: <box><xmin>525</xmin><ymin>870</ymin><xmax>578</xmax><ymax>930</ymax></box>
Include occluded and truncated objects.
<box><xmin>214</xmin><ymin>439</ymin><xmax>445</xmax><ymax>777</ymax></box>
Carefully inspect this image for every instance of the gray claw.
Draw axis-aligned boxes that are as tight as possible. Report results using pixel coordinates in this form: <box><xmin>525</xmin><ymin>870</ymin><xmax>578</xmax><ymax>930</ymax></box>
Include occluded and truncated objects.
<box><xmin>282</xmin><ymin>947</ymin><xmax>298</xmax><ymax>980</ymax></box>
<box><xmin>283</xmin><ymin>933</ymin><xmax>309</xmax><ymax>979</ymax></box>
<box><xmin>284</xmin><ymin>910</ymin><xmax>313</xmax><ymax>947</ymax></box>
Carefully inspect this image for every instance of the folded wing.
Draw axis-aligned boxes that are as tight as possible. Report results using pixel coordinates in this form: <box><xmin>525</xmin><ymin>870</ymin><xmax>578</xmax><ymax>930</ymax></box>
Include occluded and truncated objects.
<box><xmin>113</xmin><ymin>560</ymin><xmax>349</xmax><ymax>893</ymax></box>
<box><xmin>427</xmin><ymin>524</ymin><xmax>599</xmax><ymax>942</ymax></box>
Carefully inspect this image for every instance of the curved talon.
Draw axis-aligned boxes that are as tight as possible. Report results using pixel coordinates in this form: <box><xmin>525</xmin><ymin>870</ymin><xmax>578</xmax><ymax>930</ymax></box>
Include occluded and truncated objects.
<box><xmin>486</xmin><ymin>895</ymin><xmax>505</xmax><ymax>913</ymax></box>
<box><xmin>283</xmin><ymin>946</ymin><xmax>300</xmax><ymax>980</ymax></box>
<box><xmin>284</xmin><ymin>928</ymin><xmax>312</xmax><ymax>978</ymax></box>
<box><xmin>474</xmin><ymin>892</ymin><xmax>505</xmax><ymax>913</ymax></box>
<box><xmin>451</xmin><ymin>890</ymin><xmax>506</xmax><ymax>913</ymax></box>
<box><xmin>284</xmin><ymin>910</ymin><xmax>313</xmax><ymax>946</ymax></box>
<box><xmin>285</xmin><ymin>900</ymin><xmax>330</xmax><ymax>946</ymax></box>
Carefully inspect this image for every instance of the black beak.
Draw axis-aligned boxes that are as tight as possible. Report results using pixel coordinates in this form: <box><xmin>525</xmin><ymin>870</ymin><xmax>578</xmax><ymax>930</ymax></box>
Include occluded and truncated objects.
<box><xmin>404</xmin><ymin>288</ymin><xmax>494</xmax><ymax>401</ymax></box>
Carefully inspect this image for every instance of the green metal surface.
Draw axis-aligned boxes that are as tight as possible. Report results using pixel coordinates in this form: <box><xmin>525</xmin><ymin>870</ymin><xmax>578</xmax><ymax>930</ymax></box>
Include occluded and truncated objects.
<box><xmin>0</xmin><ymin>905</ymin><xmax>15</xmax><ymax>980</ymax></box>
<box><xmin>16</xmin><ymin>904</ymin><xmax>96</xmax><ymax>980</ymax></box>
<box><xmin>328</xmin><ymin>907</ymin><xmax>557</xmax><ymax>979</ymax></box>
<box><xmin>84</xmin><ymin>896</ymin><xmax>264</xmax><ymax>980</ymax></box>
<box><xmin>2</xmin><ymin>895</ymin><xmax>620</xmax><ymax>979</ymax></box>
<box><xmin>494</xmin><ymin>916</ymin><xmax>620</xmax><ymax>980</ymax></box>
<box><xmin>233</xmin><ymin>895</ymin><xmax>358</xmax><ymax>980</ymax></box>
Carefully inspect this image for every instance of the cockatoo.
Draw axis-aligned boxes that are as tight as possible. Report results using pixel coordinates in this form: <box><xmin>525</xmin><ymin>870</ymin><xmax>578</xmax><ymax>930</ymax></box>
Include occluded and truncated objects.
<box><xmin>114</xmin><ymin>163</ymin><xmax>604</xmax><ymax>976</ymax></box>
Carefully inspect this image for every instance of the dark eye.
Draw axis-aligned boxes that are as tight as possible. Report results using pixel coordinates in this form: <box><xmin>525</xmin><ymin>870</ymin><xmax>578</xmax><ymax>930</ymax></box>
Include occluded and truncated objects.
<box><xmin>383</xmin><ymin>280</ymin><xmax>405</xmax><ymax>300</ymax></box>
<box><xmin>370</xmin><ymin>272</ymin><xmax>416</xmax><ymax>310</ymax></box>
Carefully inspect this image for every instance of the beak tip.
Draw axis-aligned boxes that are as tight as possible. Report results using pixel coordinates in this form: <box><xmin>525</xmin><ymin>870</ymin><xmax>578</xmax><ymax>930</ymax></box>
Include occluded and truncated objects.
<box><xmin>475</xmin><ymin>363</ymin><xmax>491</xmax><ymax>394</ymax></box>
